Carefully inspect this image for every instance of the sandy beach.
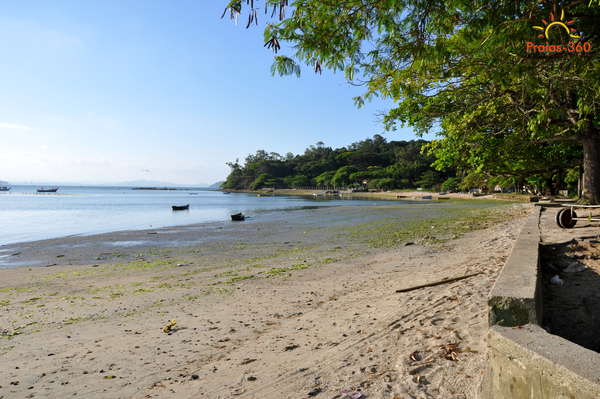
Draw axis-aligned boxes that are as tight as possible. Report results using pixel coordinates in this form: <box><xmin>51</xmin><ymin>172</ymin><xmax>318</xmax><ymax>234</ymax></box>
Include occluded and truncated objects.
<box><xmin>228</xmin><ymin>188</ymin><xmax>531</xmax><ymax>203</ymax></box>
<box><xmin>0</xmin><ymin>201</ymin><xmax>530</xmax><ymax>399</ymax></box>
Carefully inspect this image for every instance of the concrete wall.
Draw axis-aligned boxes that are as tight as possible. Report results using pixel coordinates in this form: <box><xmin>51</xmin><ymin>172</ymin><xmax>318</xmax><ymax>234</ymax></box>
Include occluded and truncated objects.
<box><xmin>485</xmin><ymin>325</ymin><xmax>600</xmax><ymax>399</ymax></box>
<box><xmin>481</xmin><ymin>207</ymin><xmax>600</xmax><ymax>398</ymax></box>
<box><xmin>488</xmin><ymin>208</ymin><xmax>542</xmax><ymax>327</ymax></box>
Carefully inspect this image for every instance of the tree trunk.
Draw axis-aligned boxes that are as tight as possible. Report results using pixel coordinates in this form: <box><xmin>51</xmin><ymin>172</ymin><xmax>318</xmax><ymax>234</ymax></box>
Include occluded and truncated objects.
<box><xmin>581</xmin><ymin>133</ymin><xmax>600</xmax><ymax>204</ymax></box>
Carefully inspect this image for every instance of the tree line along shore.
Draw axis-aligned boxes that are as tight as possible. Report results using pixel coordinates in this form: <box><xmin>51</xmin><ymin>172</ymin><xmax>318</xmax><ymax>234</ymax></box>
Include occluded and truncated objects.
<box><xmin>222</xmin><ymin>1</ymin><xmax>600</xmax><ymax>204</ymax></box>
<box><xmin>223</xmin><ymin>136</ymin><xmax>581</xmax><ymax>197</ymax></box>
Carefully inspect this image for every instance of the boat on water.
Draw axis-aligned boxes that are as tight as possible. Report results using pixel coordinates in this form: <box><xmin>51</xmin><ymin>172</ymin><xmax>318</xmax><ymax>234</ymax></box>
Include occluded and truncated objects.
<box><xmin>172</xmin><ymin>204</ymin><xmax>190</xmax><ymax>211</ymax></box>
<box><xmin>223</xmin><ymin>192</ymin><xmax>231</xmax><ymax>194</ymax></box>
<box><xmin>0</xmin><ymin>181</ymin><xmax>11</xmax><ymax>191</ymax></box>
<box><xmin>231</xmin><ymin>212</ymin><xmax>245</xmax><ymax>221</ymax></box>
<box><xmin>37</xmin><ymin>187</ymin><xmax>59</xmax><ymax>193</ymax></box>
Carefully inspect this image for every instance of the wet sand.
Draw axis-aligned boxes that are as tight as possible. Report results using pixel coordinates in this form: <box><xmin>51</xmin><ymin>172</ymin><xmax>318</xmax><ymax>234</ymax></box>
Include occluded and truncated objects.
<box><xmin>0</xmin><ymin>200</ymin><xmax>506</xmax><ymax>269</ymax></box>
<box><xmin>0</xmin><ymin>202</ymin><xmax>530</xmax><ymax>398</ymax></box>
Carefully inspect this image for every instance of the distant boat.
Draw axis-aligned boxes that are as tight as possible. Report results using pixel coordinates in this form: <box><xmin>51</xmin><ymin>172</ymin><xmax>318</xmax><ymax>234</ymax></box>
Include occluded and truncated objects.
<box><xmin>421</xmin><ymin>195</ymin><xmax>433</xmax><ymax>200</ymax></box>
<box><xmin>223</xmin><ymin>192</ymin><xmax>231</xmax><ymax>194</ymax></box>
<box><xmin>231</xmin><ymin>212</ymin><xmax>245</xmax><ymax>221</ymax></box>
<box><xmin>37</xmin><ymin>187</ymin><xmax>59</xmax><ymax>193</ymax></box>
<box><xmin>172</xmin><ymin>204</ymin><xmax>190</xmax><ymax>211</ymax></box>
<box><xmin>0</xmin><ymin>186</ymin><xmax>10</xmax><ymax>192</ymax></box>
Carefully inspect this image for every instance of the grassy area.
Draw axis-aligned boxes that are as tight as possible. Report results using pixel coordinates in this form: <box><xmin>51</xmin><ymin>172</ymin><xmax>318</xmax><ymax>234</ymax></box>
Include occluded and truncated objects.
<box><xmin>342</xmin><ymin>203</ymin><xmax>525</xmax><ymax>248</ymax></box>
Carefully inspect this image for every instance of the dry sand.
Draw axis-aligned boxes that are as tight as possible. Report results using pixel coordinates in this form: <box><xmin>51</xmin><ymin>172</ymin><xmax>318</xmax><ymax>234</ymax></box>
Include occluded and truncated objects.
<box><xmin>0</xmin><ymin>204</ymin><xmax>530</xmax><ymax>399</ymax></box>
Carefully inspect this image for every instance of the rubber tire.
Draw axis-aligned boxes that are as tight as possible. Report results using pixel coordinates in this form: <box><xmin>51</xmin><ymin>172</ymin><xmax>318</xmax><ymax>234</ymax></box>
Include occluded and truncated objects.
<box><xmin>558</xmin><ymin>209</ymin><xmax>577</xmax><ymax>229</ymax></box>
<box><xmin>556</xmin><ymin>208</ymin><xmax>565</xmax><ymax>228</ymax></box>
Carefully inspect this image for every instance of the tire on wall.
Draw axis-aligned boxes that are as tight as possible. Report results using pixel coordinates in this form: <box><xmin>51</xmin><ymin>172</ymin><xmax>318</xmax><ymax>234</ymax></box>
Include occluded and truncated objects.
<box><xmin>557</xmin><ymin>208</ymin><xmax>577</xmax><ymax>229</ymax></box>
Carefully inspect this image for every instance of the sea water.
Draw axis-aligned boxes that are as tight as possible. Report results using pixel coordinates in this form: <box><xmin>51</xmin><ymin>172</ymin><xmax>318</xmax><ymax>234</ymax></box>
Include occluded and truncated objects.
<box><xmin>0</xmin><ymin>186</ymin><xmax>402</xmax><ymax>245</ymax></box>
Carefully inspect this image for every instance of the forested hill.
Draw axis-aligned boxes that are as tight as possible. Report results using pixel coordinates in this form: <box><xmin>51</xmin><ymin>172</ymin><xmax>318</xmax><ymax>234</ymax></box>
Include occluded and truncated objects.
<box><xmin>222</xmin><ymin>135</ymin><xmax>457</xmax><ymax>191</ymax></box>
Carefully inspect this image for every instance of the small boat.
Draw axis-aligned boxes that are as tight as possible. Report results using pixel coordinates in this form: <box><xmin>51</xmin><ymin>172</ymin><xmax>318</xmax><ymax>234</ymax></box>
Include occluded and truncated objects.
<box><xmin>421</xmin><ymin>195</ymin><xmax>433</xmax><ymax>200</ymax></box>
<box><xmin>0</xmin><ymin>186</ymin><xmax>10</xmax><ymax>192</ymax></box>
<box><xmin>37</xmin><ymin>187</ymin><xmax>59</xmax><ymax>193</ymax></box>
<box><xmin>172</xmin><ymin>204</ymin><xmax>190</xmax><ymax>211</ymax></box>
<box><xmin>223</xmin><ymin>192</ymin><xmax>231</xmax><ymax>194</ymax></box>
<box><xmin>231</xmin><ymin>213</ymin><xmax>245</xmax><ymax>221</ymax></box>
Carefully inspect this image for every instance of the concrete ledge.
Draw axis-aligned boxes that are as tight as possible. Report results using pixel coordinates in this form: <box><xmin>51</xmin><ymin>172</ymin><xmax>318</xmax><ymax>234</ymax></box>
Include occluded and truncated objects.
<box><xmin>481</xmin><ymin>206</ymin><xmax>600</xmax><ymax>398</ymax></box>
<box><xmin>488</xmin><ymin>207</ymin><xmax>542</xmax><ymax>327</ymax></box>
<box><xmin>485</xmin><ymin>324</ymin><xmax>600</xmax><ymax>398</ymax></box>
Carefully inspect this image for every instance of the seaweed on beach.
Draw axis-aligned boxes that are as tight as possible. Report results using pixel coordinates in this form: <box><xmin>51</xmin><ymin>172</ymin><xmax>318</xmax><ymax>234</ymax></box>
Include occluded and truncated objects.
<box><xmin>341</xmin><ymin>204</ymin><xmax>523</xmax><ymax>248</ymax></box>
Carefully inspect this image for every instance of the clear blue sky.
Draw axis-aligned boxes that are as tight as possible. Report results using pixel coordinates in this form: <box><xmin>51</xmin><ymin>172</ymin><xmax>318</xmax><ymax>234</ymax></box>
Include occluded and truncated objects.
<box><xmin>0</xmin><ymin>1</ymin><xmax>426</xmax><ymax>185</ymax></box>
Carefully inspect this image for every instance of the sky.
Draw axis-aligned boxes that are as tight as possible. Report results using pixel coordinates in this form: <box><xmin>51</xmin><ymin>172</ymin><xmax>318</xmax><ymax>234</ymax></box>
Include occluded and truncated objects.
<box><xmin>0</xmin><ymin>1</ymin><xmax>427</xmax><ymax>186</ymax></box>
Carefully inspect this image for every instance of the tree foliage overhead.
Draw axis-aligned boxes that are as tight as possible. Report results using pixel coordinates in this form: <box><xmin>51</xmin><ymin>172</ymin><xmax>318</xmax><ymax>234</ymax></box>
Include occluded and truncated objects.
<box><xmin>222</xmin><ymin>136</ymin><xmax>455</xmax><ymax>190</ymax></box>
<box><xmin>223</xmin><ymin>0</ymin><xmax>600</xmax><ymax>202</ymax></box>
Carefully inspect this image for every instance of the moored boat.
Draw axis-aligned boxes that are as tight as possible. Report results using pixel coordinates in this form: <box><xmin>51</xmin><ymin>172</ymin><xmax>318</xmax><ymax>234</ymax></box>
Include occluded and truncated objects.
<box><xmin>231</xmin><ymin>212</ymin><xmax>245</xmax><ymax>221</ymax></box>
<box><xmin>37</xmin><ymin>187</ymin><xmax>59</xmax><ymax>193</ymax></box>
<box><xmin>172</xmin><ymin>204</ymin><xmax>190</xmax><ymax>211</ymax></box>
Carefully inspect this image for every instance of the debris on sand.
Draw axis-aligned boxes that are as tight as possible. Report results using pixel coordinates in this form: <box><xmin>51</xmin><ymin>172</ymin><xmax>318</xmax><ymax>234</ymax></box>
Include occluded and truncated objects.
<box><xmin>550</xmin><ymin>275</ymin><xmax>564</xmax><ymax>286</ymax></box>
<box><xmin>340</xmin><ymin>388</ymin><xmax>364</xmax><ymax>398</ymax></box>
<box><xmin>162</xmin><ymin>320</ymin><xmax>177</xmax><ymax>333</ymax></box>
<box><xmin>439</xmin><ymin>342</ymin><xmax>461</xmax><ymax>361</ymax></box>
<box><xmin>563</xmin><ymin>262</ymin><xmax>587</xmax><ymax>273</ymax></box>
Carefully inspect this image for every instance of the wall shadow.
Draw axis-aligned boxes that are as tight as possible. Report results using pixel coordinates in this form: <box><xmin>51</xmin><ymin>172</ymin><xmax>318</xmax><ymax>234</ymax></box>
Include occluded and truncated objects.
<box><xmin>541</xmin><ymin>238</ymin><xmax>600</xmax><ymax>352</ymax></box>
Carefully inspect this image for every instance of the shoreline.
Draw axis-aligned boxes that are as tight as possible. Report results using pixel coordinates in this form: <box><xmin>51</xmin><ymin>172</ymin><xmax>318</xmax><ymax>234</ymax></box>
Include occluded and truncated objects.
<box><xmin>225</xmin><ymin>188</ymin><xmax>534</xmax><ymax>202</ymax></box>
<box><xmin>0</xmin><ymin>199</ymin><xmax>513</xmax><ymax>268</ymax></box>
<box><xmin>0</xmin><ymin>191</ymin><xmax>431</xmax><ymax>248</ymax></box>
<box><xmin>0</xmin><ymin>202</ymin><xmax>531</xmax><ymax>398</ymax></box>
<box><xmin>1</xmin><ymin>187</ymin><xmax>526</xmax><ymax>250</ymax></box>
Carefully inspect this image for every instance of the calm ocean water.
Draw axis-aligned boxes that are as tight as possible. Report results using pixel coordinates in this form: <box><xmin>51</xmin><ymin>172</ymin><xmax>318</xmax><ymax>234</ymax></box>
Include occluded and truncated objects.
<box><xmin>0</xmin><ymin>186</ymin><xmax>399</xmax><ymax>245</ymax></box>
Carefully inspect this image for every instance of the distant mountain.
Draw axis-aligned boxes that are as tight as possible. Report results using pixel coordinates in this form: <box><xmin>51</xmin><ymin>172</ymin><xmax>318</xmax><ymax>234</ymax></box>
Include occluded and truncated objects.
<box><xmin>115</xmin><ymin>180</ymin><xmax>208</xmax><ymax>188</ymax></box>
<box><xmin>208</xmin><ymin>181</ymin><xmax>224</xmax><ymax>189</ymax></box>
